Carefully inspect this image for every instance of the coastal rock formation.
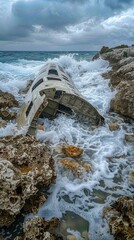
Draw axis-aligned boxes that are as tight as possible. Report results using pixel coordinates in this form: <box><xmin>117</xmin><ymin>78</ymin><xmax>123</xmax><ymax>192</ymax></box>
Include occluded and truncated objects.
<box><xmin>15</xmin><ymin>217</ymin><xmax>61</xmax><ymax>240</ymax></box>
<box><xmin>62</xmin><ymin>145</ymin><xmax>83</xmax><ymax>158</ymax></box>
<box><xmin>59</xmin><ymin>158</ymin><xmax>92</xmax><ymax>177</ymax></box>
<box><xmin>0</xmin><ymin>90</ymin><xmax>18</xmax><ymax>108</ymax></box>
<box><xmin>0</xmin><ymin>90</ymin><xmax>18</xmax><ymax>122</ymax></box>
<box><xmin>103</xmin><ymin>196</ymin><xmax>134</xmax><ymax>240</ymax></box>
<box><xmin>0</xmin><ymin>135</ymin><xmax>56</xmax><ymax>227</ymax></box>
<box><xmin>100</xmin><ymin>46</ymin><xmax>134</xmax><ymax>119</ymax></box>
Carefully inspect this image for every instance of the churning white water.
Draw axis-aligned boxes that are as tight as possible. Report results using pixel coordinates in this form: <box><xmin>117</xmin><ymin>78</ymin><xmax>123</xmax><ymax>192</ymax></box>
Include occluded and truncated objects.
<box><xmin>0</xmin><ymin>54</ymin><xmax>134</xmax><ymax>239</ymax></box>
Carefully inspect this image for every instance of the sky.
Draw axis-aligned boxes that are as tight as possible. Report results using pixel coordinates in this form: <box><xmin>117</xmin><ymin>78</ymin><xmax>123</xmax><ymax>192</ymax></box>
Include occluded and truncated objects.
<box><xmin>0</xmin><ymin>0</ymin><xmax>134</xmax><ymax>51</ymax></box>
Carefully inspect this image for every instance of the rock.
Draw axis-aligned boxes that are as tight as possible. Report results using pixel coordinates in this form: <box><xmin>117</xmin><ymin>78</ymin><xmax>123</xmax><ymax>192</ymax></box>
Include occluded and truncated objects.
<box><xmin>110</xmin><ymin>81</ymin><xmax>134</xmax><ymax>119</ymax></box>
<box><xmin>92</xmin><ymin>52</ymin><xmax>100</xmax><ymax>61</ymax></box>
<box><xmin>108</xmin><ymin>123</ymin><xmax>120</xmax><ymax>131</ymax></box>
<box><xmin>99</xmin><ymin>46</ymin><xmax>134</xmax><ymax>119</ymax></box>
<box><xmin>103</xmin><ymin>196</ymin><xmax>134</xmax><ymax>240</ymax></box>
<box><xmin>16</xmin><ymin>217</ymin><xmax>61</xmax><ymax>240</ymax></box>
<box><xmin>82</xmin><ymin>231</ymin><xmax>88</xmax><ymax>240</ymax></box>
<box><xmin>0</xmin><ymin>135</ymin><xmax>56</xmax><ymax>227</ymax></box>
<box><xmin>130</xmin><ymin>171</ymin><xmax>134</xmax><ymax>181</ymax></box>
<box><xmin>62</xmin><ymin>145</ymin><xmax>83</xmax><ymax>158</ymax></box>
<box><xmin>0</xmin><ymin>159</ymin><xmax>22</xmax><ymax>227</ymax></box>
<box><xmin>0</xmin><ymin>90</ymin><xmax>18</xmax><ymax>108</ymax></box>
<box><xmin>0</xmin><ymin>108</ymin><xmax>17</xmax><ymax>120</ymax></box>
<box><xmin>59</xmin><ymin>158</ymin><xmax>92</xmax><ymax>177</ymax></box>
<box><xmin>67</xmin><ymin>235</ymin><xmax>77</xmax><ymax>240</ymax></box>
<box><xmin>0</xmin><ymin>119</ymin><xmax>7</xmax><ymax>128</ymax></box>
<box><xmin>125</xmin><ymin>134</ymin><xmax>134</xmax><ymax>142</ymax></box>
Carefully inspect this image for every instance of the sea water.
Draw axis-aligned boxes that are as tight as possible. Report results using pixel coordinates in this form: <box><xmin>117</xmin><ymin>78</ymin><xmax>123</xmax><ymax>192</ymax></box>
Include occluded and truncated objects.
<box><xmin>0</xmin><ymin>51</ymin><xmax>134</xmax><ymax>240</ymax></box>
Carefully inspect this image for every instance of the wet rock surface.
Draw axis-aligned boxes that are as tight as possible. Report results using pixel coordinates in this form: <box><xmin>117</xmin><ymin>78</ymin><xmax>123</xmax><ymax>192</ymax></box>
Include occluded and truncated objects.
<box><xmin>15</xmin><ymin>217</ymin><xmax>61</xmax><ymax>240</ymax></box>
<box><xmin>100</xmin><ymin>46</ymin><xmax>134</xmax><ymax>119</ymax></box>
<box><xmin>0</xmin><ymin>135</ymin><xmax>56</xmax><ymax>227</ymax></box>
<box><xmin>0</xmin><ymin>90</ymin><xmax>18</xmax><ymax>122</ymax></box>
<box><xmin>59</xmin><ymin>158</ymin><xmax>92</xmax><ymax>177</ymax></box>
<box><xmin>62</xmin><ymin>145</ymin><xmax>83</xmax><ymax>158</ymax></box>
<box><xmin>0</xmin><ymin>90</ymin><xmax>18</xmax><ymax>108</ymax></box>
<box><xmin>103</xmin><ymin>196</ymin><xmax>134</xmax><ymax>240</ymax></box>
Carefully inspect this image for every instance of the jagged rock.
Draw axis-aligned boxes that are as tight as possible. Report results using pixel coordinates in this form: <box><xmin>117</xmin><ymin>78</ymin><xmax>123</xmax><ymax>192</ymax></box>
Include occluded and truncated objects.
<box><xmin>0</xmin><ymin>159</ymin><xmax>22</xmax><ymax>227</ymax></box>
<box><xmin>99</xmin><ymin>46</ymin><xmax>134</xmax><ymax>119</ymax></box>
<box><xmin>125</xmin><ymin>134</ymin><xmax>134</xmax><ymax>142</ymax></box>
<box><xmin>0</xmin><ymin>90</ymin><xmax>18</xmax><ymax>108</ymax></box>
<box><xmin>101</xmin><ymin>47</ymin><xmax>133</xmax><ymax>63</ymax></box>
<box><xmin>103</xmin><ymin>196</ymin><xmax>134</xmax><ymax>240</ymax></box>
<box><xmin>0</xmin><ymin>119</ymin><xmax>7</xmax><ymax>128</ymax></box>
<box><xmin>110</xmin><ymin>81</ymin><xmax>134</xmax><ymax>119</ymax></box>
<box><xmin>59</xmin><ymin>158</ymin><xmax>92</xmax><ymax>177</ymax></box>
<box><xmin>108</xmin><ymin>123</ymin><xmax>120</xmax><ymax>131</ymax></box>
<box><xmin>130</xmin><ymin>171</ymin><xmax>134</xmax><ymax>181</ymax></box>
<box><xmin>16</xmin><ymin>217</ymin><xmax>61</xmax><ymax>240</ymax></box>
<box><xmin>0</xmin><ymin>108</ymin><xmax>17</xmax><ymax>120</ymax></box>
<box><xmin>0</xmin><ymin>135</ymin><xmax>56</xmax><ymax>227</ymax></box>
<box><xmin>62</xmin><ymin>145</ymin><xmax>83</xmax><ymax>158</ymax></box>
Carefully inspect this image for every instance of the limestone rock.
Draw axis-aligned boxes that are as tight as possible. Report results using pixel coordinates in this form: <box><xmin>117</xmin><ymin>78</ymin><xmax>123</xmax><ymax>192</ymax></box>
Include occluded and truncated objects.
<box><xmin>109</xmin><ymin>123</ymin><xmax>120</xmax><ymax>131</ymax></box>
<box><xmin>0</xmin><ymin>108</ymin><xmax>17</xmax><ymax>120</ymax></box>
<box><xmin>130</xmin><ymin>171</ymin><xmax>134</xmax><ymax>181</ymax></box>
<box><xmin>103</xmin><ymin>196</ymin><xmax>134</xmax><ymax>240</ymax></box>
<box><xmin>62</xmin><ymin>145</ymin><xmax>83</xmax><ymax>158</ymax></box>
<box><xmin>100</xmin><ymin>46</ymin><xmax>134</xmax><ymax>119</ymax></box>
<box><xmin>110</xmin><ymin>81</ymin><xmax>134</xmax><ymax>119</ymax></box>
<box><xmin>59</xmin><ymin>158</ymin><xmax>92</xmax><ymax>177</ymax></box>
<box><xmin>0</xmin><ymin>119</ymin><xmax>7</xmax><ymax>128</ymax></box>
<box><xmin>125</xmin><ymin>133</ymin><xmax>134</xmax><ymax>142</ymax></box>
<box><xmin>0</xmin><ymin>90</ymin><xmax>18</xmax><ymax>108</ymax></box>
<box><xmin>0</xmin><ymin>159</ymin><xmax>22</xmax><ymax>227</ymax></box>
<box><xmin>0</xmin><ymin>135</ymin><xmax>56</xmax><ymax>227</ymax></box>
<box><xmin>16</xmin><ymin>217</ymin><xmax>61</xmax><ymax>240</ymax></box>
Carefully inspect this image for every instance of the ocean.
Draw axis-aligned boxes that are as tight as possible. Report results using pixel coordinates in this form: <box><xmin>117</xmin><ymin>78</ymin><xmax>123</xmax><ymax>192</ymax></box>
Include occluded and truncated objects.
<box><xmin>0</xmin><ymin>51</ymin><xmax>133</xmax><ymax>239</ymax></box>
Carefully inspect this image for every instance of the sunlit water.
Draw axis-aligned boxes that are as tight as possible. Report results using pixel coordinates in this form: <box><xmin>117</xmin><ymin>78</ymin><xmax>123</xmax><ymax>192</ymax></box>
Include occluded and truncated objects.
<box><xmin>0</xmin><ymin>51</ymin><xmax>134</xmax><ymax>240</ymax></box>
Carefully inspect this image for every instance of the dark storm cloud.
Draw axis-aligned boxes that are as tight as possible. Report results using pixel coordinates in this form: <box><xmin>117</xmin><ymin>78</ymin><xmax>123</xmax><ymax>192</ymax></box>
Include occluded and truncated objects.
<box><xmin>12</xmin><ymin>0</ymin><xmax>85</xmax><ymax>30</ymax></box>
<box><xmin>0</xmin><ymin>0</ymin><xmax>134</xmax><ymax>50</ymax></box>
<box><xmin>104</xmin><ymin>0</ymin><xmax>134</xmax><ymax>9</ymax></box>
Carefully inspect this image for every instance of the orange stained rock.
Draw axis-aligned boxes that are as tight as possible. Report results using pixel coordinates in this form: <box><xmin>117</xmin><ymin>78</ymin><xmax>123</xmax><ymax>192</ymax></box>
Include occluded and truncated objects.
<box><xmin>62</xmin><ymin>145</ymin><xmax>83</xmax><ymax>158</ymax></box>
<box><xmin>59</xmin><ymin>158</ymin><xmax>92</xmax><ymax>176</ymax></box>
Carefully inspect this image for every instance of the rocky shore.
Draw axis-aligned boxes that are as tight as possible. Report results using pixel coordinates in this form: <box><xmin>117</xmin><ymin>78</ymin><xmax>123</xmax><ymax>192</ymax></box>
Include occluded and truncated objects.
<box><xmin>0</xmin><ymin>46</ymin><xmax>134</xmax><ymax>239</ymax></box>
<box><xmin>98</xmin><ymin>45</ymin><xmax>134</xmax><ymax>120</ymax></box>
<box><xmin>96</xmin><ymin>45</ymin><xmax>134</xmax><ymax>240</ymax></box>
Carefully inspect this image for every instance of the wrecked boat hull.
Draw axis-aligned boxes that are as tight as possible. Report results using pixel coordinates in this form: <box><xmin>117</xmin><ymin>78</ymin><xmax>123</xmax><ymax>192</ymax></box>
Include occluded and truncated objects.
<box><xmin>16</xmin><ymin>63</ymin><xmax>104</xmax><ymax>134</ymax></box>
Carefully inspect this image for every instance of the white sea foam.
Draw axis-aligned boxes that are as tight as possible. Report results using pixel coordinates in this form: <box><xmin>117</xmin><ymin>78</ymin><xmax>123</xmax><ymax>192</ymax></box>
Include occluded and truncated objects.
<box><xmin>0</xmin><ymin>54</ymin><xmax>133</xmax><ymax>239</ymax></box>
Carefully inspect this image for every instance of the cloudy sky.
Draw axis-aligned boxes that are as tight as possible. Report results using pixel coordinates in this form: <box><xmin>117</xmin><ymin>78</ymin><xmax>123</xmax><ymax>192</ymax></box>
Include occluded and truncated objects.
<box><xmin>0</xmin><ymin>0</ymin><xmax>134</xmax><ymax>51</ymax></box>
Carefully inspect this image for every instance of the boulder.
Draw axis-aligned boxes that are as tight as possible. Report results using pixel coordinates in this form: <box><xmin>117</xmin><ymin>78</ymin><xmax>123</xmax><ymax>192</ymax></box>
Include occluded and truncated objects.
<box><xmin>108</xmin><ymin>123</ymin><xmax>120</xmax><ymax>131</ymax></box>
<box><xmin>0</xmin><ymin>108</ymin><xmax>17</xmax><ymax>120</ymax></box>
<box><xmin>130</xmin><ymin>171</ymin><xmax>134</xmax><ymax>181</ymax></box>
<box><xmin>0</xmin><ymin>135</ymin><xmax>56</xmax><ymax>227</ymax></box>
<box><xmin>110</xmin><ymin>81</ymin><xmax>134</xmax><ymax>119</ymax></box>
<box><xmin>0</xmin><ymin>90</ymin><xmax>18</xmax><ymax>108</ymax></box>
<box><xmin>103</xmin><ymin>196</ymin><xmax>134</xmax><ymax>240</ymax></box>
<box><xmin>62</xmin><ymin>145</ymin><xmax>83</xmax><ymax>158</ymax></box>
<box><xmin>15</xmin><ymin>217</ymin><xmax>61</xmax><ymax>240</ymax></box>
<box><xmin>0</xmin><ymin>119</ymin><xmax>7</xmax><ymax>128</ymax></box>
<box><xmin>59</xmin><ymin>158</ymin><xmax>92</xmax><ymax>177</ymax></box>
<box><xmin>125</xmin><ymin>134</ymin><xmax>134</xmax><ymax>142</ymax></box>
